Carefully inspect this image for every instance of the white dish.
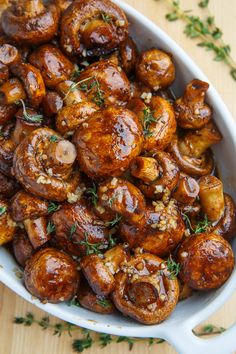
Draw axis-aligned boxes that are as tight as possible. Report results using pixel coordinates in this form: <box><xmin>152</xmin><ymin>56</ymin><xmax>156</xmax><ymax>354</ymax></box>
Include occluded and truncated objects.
<box><xmin>0</xmin><ymin>1</ymin><xmax>236</xmax><ymax>353</ymax></box>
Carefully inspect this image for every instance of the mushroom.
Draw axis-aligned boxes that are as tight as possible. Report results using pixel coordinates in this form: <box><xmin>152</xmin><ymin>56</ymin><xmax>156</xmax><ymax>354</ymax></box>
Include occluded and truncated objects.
<box><xmin>56</xmin><ymin>80</ymin><xmax>86</xmax><ymax>106</ymax></box>
<box><xmin>60</xmin><ymin>0</ymin><xmax>128</xmax><ymax>57</ymax></box>
<box><xmin>81</xmin><ymin>245</ymin><xmax>129</xmax><ymax>296</ymax></box>
<box><xmin>130</xmin><ymin>151</ymin><xmax>180</xmax><ymax>200</ymax></box>
<box><xmin>24</xmin><ymin>247</ymin><xmax>80</xmax><ymax>303</ymax></box>
<box><xmin>0</xmin><ymin>198</ymin><xmax>16</xmax><ymax>246</ymax></box>
<box><xmin>177</xmin><ymin>233</ymin><xmax>235</xmax><ymax>290</ymax></box>
<box><xmin>0</xmin><ymin>136</ymin><xmax>16</xmax><ymax>176</ymax></box>
<box><xmin>24</xmin><ymin>216</ymin><xmax>50</xmax><ymax>249</ymax></box>
<box><xmin>173</xmin><ymin>173</ymin><xmax>199</xmax><ymax>205</ymax></box>
<box><xmin>2</xmin><ymin>0</ymin><xmax>59</xmax><ymax>45</ymax></box>
<box><xmin>174</xmin><ymin>79</ymin><xmax>212</xmax><ymax>129</ymax></box>
<box><xmin>13</xmin><ymin>128</ymin><xmax>80</xmax><ymax>201</ymax></box>
<box><xmin>136</xmin><ymin>48</ymin><xmax>175</xmax><ymax>91</ymax></box>
<box><xmin>29</xmin><ymin>45</ymin><xmax>75</xmax><ymax>89</ymax></box>
<box><xmin>112</xmin><ymin>253</ymin><xmax>179</xmax><ymax>324</ymax></box>
<box><xmin>12</xmin><ymin>231</ymin><xmax>34</xmax><ymax>267</ymax></box>
<box><xmin>42</xmin><ymin>91</ymin><xmax>63</xmax><ymax>118</ymax></box>
<box><xmin>0</xmin><ymin>78</ymin><xmax>26</xmax><ymax>105</ymax></box>
<box><xmin>0</xmin><ymin>172</ymin><xmax>19</xmax><ymax>198</ymax></box>
<box><xmin>168</xmin><ymin>122</ymin><xmax>222</xmax><ymax>176</ymax></box>
<box><xmin>118</xmin><ymin>36</ymin><xmax>138</xmax><ymax>76</ymax></box>
<box><xmin>73</xmin><ymin>106</ymin><xmax>143</xmax><ymax>179</ymax></box>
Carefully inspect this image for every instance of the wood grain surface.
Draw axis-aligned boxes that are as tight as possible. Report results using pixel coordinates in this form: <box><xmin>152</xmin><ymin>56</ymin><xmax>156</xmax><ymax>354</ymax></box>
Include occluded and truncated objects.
<box><xmin>0</xmin><ymin>1</ymin><xmax>236</xmax><ymax>353</ymax></box>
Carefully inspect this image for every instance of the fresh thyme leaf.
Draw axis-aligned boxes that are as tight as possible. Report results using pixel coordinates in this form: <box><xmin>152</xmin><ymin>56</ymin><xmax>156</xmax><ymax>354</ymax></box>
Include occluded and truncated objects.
<box><xmin>166</xmin><ymin>255</ymin><xmax>181</xmax><ymax>279</ymax></box>
<box><xmin>79</xmin><ymin>233</ymin><xmax>106</xmax><ymax>255</ymax></box>
<box><xmin>38</xmin><ymin>317</ymin><xmax>50</xmax><ymax>330</ymax></box>
<box><xmin>50</xmin><ymin>135</ymin><xmax>58</xmax><ymax>142</ymax></box>
<box><xmin>90</xmin><ymin>79</ymin><xmax>105</xmax><ymax>107</ymax></box>
<box><xmin>71</xmin><ymin>67</ymin><xmax>83</xmax><ymax>80</ymax></box>
<box><xmin>0</xmin><ymin>206</ymin><xmax>7</xmax><ymax>216</ymax></box>
<box><xmin>68</xmin><ymin>296</ymin><xmax>80</xmax><ymax>307</ymax></box>
<box><xmin>14</xmin><ymin>312</ymin><xmax>34</xmax><ymax>326</ymax></box>
<box><xmin>101</xmin><ymin>13</ymin><xmax>112</xmax><ymax>23</ymax></box>
<box><xmin>86</xmin><ymin>183</ymin><xmax>98</xmax><ymax>206</ymax></box>
<box><xmin>142</xmin><ymin>108</ymin><xmax>156</xmax><ymax>138</ymax></box>
<box><xmin>181</xmin><ymin>212</ymin><xmax>194</xmax><ymax>231</ymax></box>
<box><xmin>198</xmin><ymin>0</ymin><xmax>209</xmax><ymax>8</ymax></box>
<box><xmin>47</xmin><ymin>202</ymin><xmax>60</xmax><ymax>213</ymax></box>
<box><xmin>195</xmin><ymin>215</ymin><xmax>211</xmax><ymax>233</ymax></box>
<box><xmin>106</xmin><ymin>214</ymin><xmax>122</xmax><ymax>227</ymax></box>
<box><xmin>19</xmin><ymin>100</ymin><xmax>43</xmax><ymax>123</ymax></box>
<box><xmin>72</xmin><ymin>334</ymin><xmax>93</xmax><ymax>353</ymax></box>
<box><xmin>64</xmin><ymin>77</ymin><xmax>93</xmax><ymax>100</ymax></box>
<box><xmin>107</xmin><ymin>233</ymin><xmax>118</xmax><ymax>249</ymax></box>
<box><xmin>70</xmin><ymin>223</ymin><xmax>77</xmax><ymax>236</ymax></box>
<box><xmin>96</xmin><ymin>298</ymin><xmax>111</xmax><ymax>308</ymax></box>
<box><xmin>116</xmin><ymin>336</ymin><xmax>135</xmax><ymax>350</ymax></box>
<box><xmin>47</xmin><ymin>221</ymin><xmax>56</xmax><ymax>234</ymax></box>
<box><xmin>99</xmin><ymin>333</ymin><xmax>113</xmax><ymax>348</ymax></box>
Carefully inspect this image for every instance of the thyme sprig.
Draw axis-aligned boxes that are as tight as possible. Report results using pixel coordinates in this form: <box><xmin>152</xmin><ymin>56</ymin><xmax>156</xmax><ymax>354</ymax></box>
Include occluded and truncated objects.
<box><xmin>86</xmin><ymin>183</ymin><xmax>98</xmax><ymax>206</ymax></box>
<box><xmin>79</xmin><ymin>233</ymin><xmax>106</xmax><ymax>255</ymax></box>
<box><xmin>182</xmin><ymin>213</ymin><xmax>211</xmax><ymax>234</ymax></box>
<box><xmin>106</xmin><ymin>214</ymin><xmax>122</xmax><ymax>228</ymax></box>
<box><xmin>19</xmin><ymin>100</ymin><xmax>43</xmax><ymax>123</ymax></box>
<box><xmin>46</xmin><ymin>221</ymin><xmax>56</xmax><ymax>234</ymax></box>
<box><xmin>13</xmin><ymin>312</ymin><xmax>226</xmax><ymax>353</ymax></box>
<box><xmin>96</xmin><ymin>298</ymin><xmax>112</xmax><ymax>308</ymax></box>
<box><xmin>157</xmin><ymin>0</ymin><xmax>236</xmax><ymax>81</ymax></box>
<box><xmin>0</xmin><ymin>206</ymin><xmax>7</xmax><ymax>216</ymax></box>
<box><xmin>47</xmin><ymin>202</ymin><xmax>60</xmax><ymax>214</ymax></box>
<box><xmin>166</xmin><ymin>255</ymin><xmax>181</xmax><ymax>279</ymax></box>
<box><xmin>142</xmin><ymin>108</ymin><xmax>157</xmax><ymax>138</ymax></box>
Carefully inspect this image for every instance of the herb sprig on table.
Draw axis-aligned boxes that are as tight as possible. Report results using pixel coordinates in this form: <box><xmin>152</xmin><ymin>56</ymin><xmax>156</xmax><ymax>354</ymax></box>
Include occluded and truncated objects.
<box><xmin>155</xmin><ymin>0</ymin><xmax>236</xmax><ymax>81</ymax></box>
<box><xmin>13</xmin><ymin>312</ymin><xmax>226</xmax><ymax>353</ymax></box>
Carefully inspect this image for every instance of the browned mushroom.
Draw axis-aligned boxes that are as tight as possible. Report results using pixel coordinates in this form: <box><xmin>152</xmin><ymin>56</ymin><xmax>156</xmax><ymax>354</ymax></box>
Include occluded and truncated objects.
<box><xmin>0</xmin><ymin>198</ymin><xmax>16</xmax><ymax>246</ymax></box>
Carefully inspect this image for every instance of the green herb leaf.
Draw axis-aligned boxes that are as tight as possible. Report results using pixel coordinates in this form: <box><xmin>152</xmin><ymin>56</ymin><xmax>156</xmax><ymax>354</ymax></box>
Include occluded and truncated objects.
<box><xmin>198</xmin><ymin>0</ymin><xmax>209</xmax><ymax>8</ymax></box>
<box><xmin>106</xmin><ymin>214</ymin><xmax>122</xmax><ymax>228</ymax></box>
<box><xmin>101</xmin><ymin>13</ymin><xmax>112</xmax><ymax>23</ymax></box>
<box><xmin>79</xmin><ymin>233</ymin><xmax>106</xmax><ymax>255</ymax></box>
<box><xmin>166</xmin><ymin>256</ymin><xmax>181</xmax><ymax>279</ymax></box>
<box><xmin>86</xmin><ymin>183</ymin><xmax>98</xmax><ymax>206</ymax></box>
<box><xmin>47</xmin><ymin>221</ymin><xmax>56</xmax><ymax>234</ymax></box>
<box><xmin>72</xmin><ymin>334</ymin><xmax>93</xmax><ymax>353</ymax></box>
<box><xmin>96</xmin><ymin>298</ymin><xmax>111</xmax><ymax>308</ymax></box>
<box><xmin>195</xmin><ymin>215</ymin><xmax>211</xmax><ymax>233</ymax></box>
<box><xmin>99</xmin><ymin>333</ymin><xmax>112</xmax><ymax>347</ymax></box>
<box><xmin>142</xmin><ymin>108</ymin><xmax>156</xmax><ymax>138</ymax></box>
<box><xmin>47</xmin><ymin>202</ymin><xmax>60</xmax><ymax>213</ymax></box>
<box><xmin>0</xmin><ymin>206</ymin><xmax>7</xmax><ymax>216</ymax></box>
<box><xmin>70</xmin><ymin>223</ymin><xmax>77</xmax><ymax>236</ymax></box>
<box><xmin>19</xmin><ymin>100</ymin><xmax>43</xmax><ymax>123</ymax></box>
<box><xmin>50</xmin><ymin>135</ymin><xmax>58</xmax><ymax>143</ymax></box>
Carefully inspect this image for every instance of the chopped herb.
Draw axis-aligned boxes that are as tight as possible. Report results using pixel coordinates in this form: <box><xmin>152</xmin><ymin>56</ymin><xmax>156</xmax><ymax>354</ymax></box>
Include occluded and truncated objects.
<box><xmin>86</xmin><ymin>183</ymin><xmax>98</xmax><ymax>206</ymax></box>
<box><xmin>101</xmin><ymin>13</ymin><xmax>112</xmax><ymax>23</ymax></box>
<box><xmin>107</xmin><ymin>233</ymin><xmax>118</xmax><ymax>249</ymax></box>
<box><xmin>181</xmin><ymin>212</ymin><xmax>194</xmax><ymax>231</ymax></box>
<box><xmin>166</xmin><ymin>256</ymin><xmax>181</xmax><ymax>279</ymax></box>
<box><xmin>0</xmin><ymin>206</ymin><xmax>7</xmax><ymax>216</ymax></box>
<box><xmin>50</xmin><ymin>135</ymin><xmax>58</xmax><ymax>142</ymax></box>
<box><xmin>198</xmin><ymin>0</ymin><xmax>209</xmax><ymax>8</ymax></box>
<box><xmin>47</xmin><ymin>202</ymin><xmax>60</xmax><ymax>213</ymax></box>
<box><xmin>96</xmin><ymin>298</ymin><xmax>111</xmax><ymax>308</ymax></box>
<box><xmin>142</xmin><ymin>108</ymin><xmax>156</xmax><ymax>138</ymax></box>
<box><xmin>70</xmin><ymin>223</ymin><xmax>77</xmax><ymax>236</ymax></box>
<box><xmin>63</xmin><ymin>77</ymin><xmax>93</xmax><ymax>100</ymax></box>
<box><xmin>19</xmin><ymin>100</ymin><xmax>43</xmax><ymax>123</ymax></box>
<box><xmin>79</xmin><ymin>233</ymin><xmax>106</xmax><ymax>255</ymax></box>
<box><xmin>90</xmin><ymin>79</ymin><xmax>105</xmax><ymax>107</ymax></box>
<box><xmin>195</xmin><ymin>215</ymin><xmax>211</xmax><ymax>233</ymax></box>
<box><xmin>13</xmin><ymin>311</ymin><xmax>226</xmax><ymax>353</ymax></box>
<box><xmin>68</xmin><ymin>296</ymin><xmax>80</xmax><ymax>307</ymax></box>
<box><xmin>47</xmin><ymin>221</ymin><xmax>56</xmax><ymax>234</ymax></box>
<box><xmin>106</xmin><ymin>214</ymin><xmax>122</xmax><ymax>228</ymax></box>
<box><xmin>71</xmin><ymin>67</ymin><xmax>83</xmax><ymax>80</ymax></box>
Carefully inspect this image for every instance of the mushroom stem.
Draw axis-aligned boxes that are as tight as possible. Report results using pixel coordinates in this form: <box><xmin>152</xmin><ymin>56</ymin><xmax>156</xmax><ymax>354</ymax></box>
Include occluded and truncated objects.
<box><xmin>0</xmin><ymin>78</ymin><xmax>26</xmax><ymax>105</ymax></box>
<box><xmin>24</xmin><ymin>216</ymin><xmax>50</xmax><ymax>249</ymax></box>
<box><xmin>179</xmin><ymin>123</ymin><xmax>222</xmax><ymax>158</ymax></box>
<box><xmin>130</xmin><ymin>156</ymin><xmax>160</xmax><ymax>183</ymax></box>
<box><xmin>199</xmin><ymin>175</ymin><xmax>225</xmax><ymax>222</ymax></box>
<box><xmin>183</xmin><ymin>79</ymin><xmax>209</xmax><ymax>104</ymax></box>
<box><xmin>56</xmin><ymin>80</ymin><xmax>86</xmax><ymax>106</ymax></box>
<box><xmin>23</xmin><ymin>0</ymin><xmax>44</xmax><ymax>15</ymax></box>
<box><xmin>173</xmin><ymin>174</ymin><xmax>199</xmax><ymax>204</ymax></box>
<box><xmin>128</xmin><ymin>281</ymin><xmax>158</xmax><ymax>306</ymax></box>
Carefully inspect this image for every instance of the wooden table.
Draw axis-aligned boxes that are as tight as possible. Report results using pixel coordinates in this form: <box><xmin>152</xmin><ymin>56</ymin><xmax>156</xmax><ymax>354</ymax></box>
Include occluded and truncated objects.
<box><xmin>0</xmin><ymin>0</ymin><xmax>236</xmax><ymax>353</ymax></box>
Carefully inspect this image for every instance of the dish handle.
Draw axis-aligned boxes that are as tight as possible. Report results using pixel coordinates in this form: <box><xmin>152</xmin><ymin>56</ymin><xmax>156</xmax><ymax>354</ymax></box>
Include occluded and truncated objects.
<box><xmin>164</xmin><ymin>321</ymin><xmax>236</xmax><ymax>354</ymax></box>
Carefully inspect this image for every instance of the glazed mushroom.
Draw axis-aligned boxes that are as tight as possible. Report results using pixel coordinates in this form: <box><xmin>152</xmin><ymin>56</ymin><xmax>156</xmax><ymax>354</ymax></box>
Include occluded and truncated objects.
<box><xmin>51</xmin><ymin>199</ymin><xmax>109</xmax><ymax>256</ymax></box>
<box><xmin>2</xmin><ymin>0</ymin><xmax>59</xmax><ymax>45</ymax></box>
<box><xmin>130</xmin><ymin>151</ymin><xmax>180</xmax><ymax>200</ymax></box>
<box><xmin>199</xmin><ymin>175</ymin><xmax>225</xmax><ymax>222</ymax></box>
<box><xmin>168</xmin><ymin>122</ymin><xmax>222</xmax><ymax>176</ymax></box>
<box><xmin>96</xmin><ymin>177</ymin><xmax>146</xmax><ymax>225</ymax></box>
<box><xmin>81</xmin><ymin>245</ymin><xmax>129</xmax><ymax>296</ymax></box>
<box><xmin>10</xmin><ymin>62</ymin><xmax>46</xmax><ymax>109</ymax></box>
<box><xmin>24</xmin><ymin>247</ymin><xmax>80</xmax><ymax>303</ymax></box>
<box><xmin>0</xmin><ymin>172</ymin><xmax>19</xmax><ymax>198</ymax></box>
<box><xmin>77</xmin><ymin>60</ymin><xmax>131</xmax><ymax>107</ymax></box>
<box><xmin>0</xmin><ymin>62</ymin><xmax>9</xmax><ymax>86</ymax></box>
<box><xmin>209</xmin><ymin>194</ymin><xmax>236</xmax><ymax>241</ymax></box>
<box><xmin>0</xmin><ymin>136</ymin><xmax>16</xmax><ymax>176</ymax></box>
<box><xmin>24</xmin><ymin>216</ymin><xmax>50</xmax><ymax>249</ymax></box>
<box><xmin>0</xmin><ymin>199</ymin><xmax>16</xmax><ymax>246</ymax></box>
<box><xmin>177</xmin><ymin>233</ymin><xmax>235</xmax><ymax>290</ymax></box>
<box><xmin>112</xmin><ymin>253</ymin><xmax>179</xmax><ymax>324</ymax></box>
<box><xmin>128</xmin><ymin>96</ymin><xmax>176</xmax><ymax>151</ymax></box>
<box><xmin>0</xmin><ymin>103</ymin><xmax>18</xmax><ymax>126</ymax></box>
<box><xmin>0</xmin><ymin>43</ymin><xmax>20</xmax><ymax>66</ymax></box>
<box><xmin>77</xmin><ymin>278</ymin><xmax>115</xmax><ymax>314</ymax></box>
<box><xmin>55</xmin><ymin>101</ymin><xmax>98</xmax><ymax>137</ymax></box>
<box><xmin>118</xmin><ymin>36</ymin><xmax>138</xmax><ymax>75</ymax></box>
<box><xmin>42</xmin><ymin>91</ymin><xmax>63</xmax><ymax>118</ymax></box>
<box><xmin>73</xmin><ymin>106</ymin><xmax>143</xmax><ymax>179</ymax></box>
<box><xmin>136</xmin><ymin>49</ymin><xmax>175</xmax><ymax>91</ymax></box>
<box><xmin>0</xmin><ymin>78</ymin><xmax>26</xmax><ymax>105</ymax></box>
<box><xmin>56</xmin><ymin>80</ymin><xmax>86</xmax><ymax>106</ymax></box>
<box><xmin>11</xmin><ymin>105</ymin><xmax>43</xmax><ymax>145</ymax></box>
<box><xmin>11</xmin><ymin>191</ymin><xmax>48</xmax><ymax>222</ymax></box>
<box><xmin>12</xmin><ymin>231</ymin><xmax>34</xmax><ymax>267</ymax></box>
<box><xmin>60</xmin><ymin>0</ymin><xmax>128</xmax><ymax>57</ymax></box>
<box><xmin>172</xmin><ymin>173</ymin><xmax>199</xmax><ymax>205</ymax></box>
<box><xmin>174</xmin><ymin>79</ymin><xmax>212</xmax><ymax>129</ymax></box>
<box><xmin>54</xmin><ymin>0</ymin><xmax>73</xmax><ymax>13</ymax></box>
<box><xmin>29</xmin><ymin>45</ymin><xmax>75</xmax><ymax>89</ymax></box>
<box><xmin>129</xmin><ymin>200</ymin><xmax>185</xmax><ymax>257</ymax></box>
<box><xmin>13</xmin><ymin>128</ymin><xmax>80</xmax><ymax>201</ymax></box>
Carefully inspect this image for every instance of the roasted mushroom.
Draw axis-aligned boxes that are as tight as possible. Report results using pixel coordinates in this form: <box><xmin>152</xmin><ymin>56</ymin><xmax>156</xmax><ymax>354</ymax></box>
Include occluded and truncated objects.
<box><xmin>60</xmin><ymin>0</ymin><xmax>128</xmax><ymax>57</ymax></box>
<box><xmin>42</xmin><ymin>91</ymin><xmax>63</xmax><ymax>118</ymax></box>
<box><xmin>174</xmin><ymin>79</ymin><xmax>212</xmax><ymax>129</ymax></box>
<box><xmin>24</xmin><ymin>216</ymin><xmax>50</xmax><ymax>249</ymax></box>
<box><xmin>13</xmin><ymin>128</ymin><xmax>80</xmax><ymax>201</ymax></box>
<box><xmin>24</xmin><ymin>247</ymin><xmax>80</xmax><ymax>303</ymax></box>
<box><xmin>177</xmin><ymin>233</ymin><xmax>234</xmax><ymax>290</ymax></box>
<box><xmin>0</xmin><ymin>136</ymin><xmax>16</xmax><ymax>176</ymax></box>
<box><xmin>0</xmin><ymin>172</ymin><xmax>19</xmax><ymax>198</ymax></box>
<box><xmin>2</xmin><ymin>0</ymin><xmax>59</xmax><ymax>45</ymax></box>
<box><xmin>136</xmin><ymin>49</ymin><xmax>175</xmax><ymax>91</ymax></box>
<box><xmin>0</xmin><ymin>78</ymin><xmax>26</xmax><ymax>105</ymax></box>
<box><xmin>12</xmin><ymin>231</ymin><xmax>34</xmax><ymax>267</ymax></box>
<box><xmin>73</xmin><ymin>106</ymin><xmax>143</xmax><ymax>179</ymax></box>
<box><xmin>172</xmin><ymin>173</ymin><xmax>199</xmax><ymax>205</ymax></box>
<box><xmin>0</xmin><ymin>199</ymin><xmax>16</xmax><ymax>246</ymax></box>
<box><xmin>11</xmin><ymin>191</ymin><xmax>48</xmax><ymax>222</ymax></box>
<box><xmin>112</xmin><ymin>253</ymin><xmax>179</xmax><ymax>324</ymax></box>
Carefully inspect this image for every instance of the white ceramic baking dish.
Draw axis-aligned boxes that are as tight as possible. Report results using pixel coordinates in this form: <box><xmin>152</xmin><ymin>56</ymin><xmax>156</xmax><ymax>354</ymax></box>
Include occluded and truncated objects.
<box><xmin>0</xmin><ymin>1</ymin><xmax>236</xmax><ymax>353</ymax></box>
